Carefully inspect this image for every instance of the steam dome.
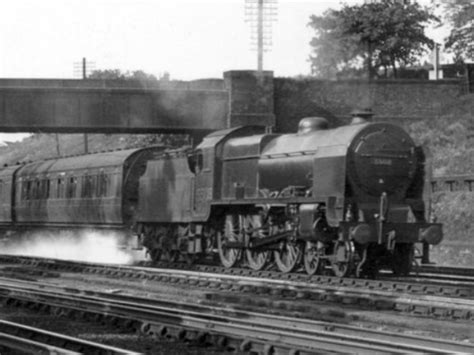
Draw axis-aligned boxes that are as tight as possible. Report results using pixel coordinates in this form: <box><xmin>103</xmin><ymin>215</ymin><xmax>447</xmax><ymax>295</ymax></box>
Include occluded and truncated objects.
<box><xmin>297</xmin><ymin>117</ymin><xmax>329</xmax><ymax>134</ymax></box>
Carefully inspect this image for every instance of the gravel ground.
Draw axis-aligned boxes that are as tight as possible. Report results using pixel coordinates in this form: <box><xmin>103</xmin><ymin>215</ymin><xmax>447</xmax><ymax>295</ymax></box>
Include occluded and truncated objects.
<box><xmin>0</xmin><ymin>295</ymin><xmax>239</xmax><ymax>354</ymax></box>
<box><xmin>0</xmin><ymin>263</ymin><xmax>472</xmax><ymax>354</ymax></box>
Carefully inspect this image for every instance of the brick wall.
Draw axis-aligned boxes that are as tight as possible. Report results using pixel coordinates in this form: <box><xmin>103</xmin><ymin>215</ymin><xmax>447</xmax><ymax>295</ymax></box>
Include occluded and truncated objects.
<box><xmin>273</xmin><ymin>77</ymin><xmax>465</xmax><ymax>132</ymax></box>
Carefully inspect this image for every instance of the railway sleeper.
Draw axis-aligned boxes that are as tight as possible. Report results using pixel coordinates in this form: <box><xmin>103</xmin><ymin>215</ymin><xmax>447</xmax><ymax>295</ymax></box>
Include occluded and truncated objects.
<box><xmin>0</xmin><ymin>287</ymin><xmax>472</xmax><ymax>355</ymax></box>
<box><xmin>1</xmin><ymin>256</ymin><xmax>472</xmax><ymax>322</ymax></box>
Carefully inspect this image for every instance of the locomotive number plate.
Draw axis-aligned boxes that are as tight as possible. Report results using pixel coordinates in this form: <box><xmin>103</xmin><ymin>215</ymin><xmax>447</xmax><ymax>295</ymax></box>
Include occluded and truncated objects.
<box><xmin>372</xmin><ymin>158</ymin><xmax>393</xmax><ymax>166</ymax></box>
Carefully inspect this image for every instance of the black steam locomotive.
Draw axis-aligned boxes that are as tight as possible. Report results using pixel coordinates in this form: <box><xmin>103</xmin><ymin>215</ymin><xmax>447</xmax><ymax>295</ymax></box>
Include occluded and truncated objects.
<box><xmin>0</xmin><ymin>114</ymin><xmax>442</xmax><ymax>277</ymax></box>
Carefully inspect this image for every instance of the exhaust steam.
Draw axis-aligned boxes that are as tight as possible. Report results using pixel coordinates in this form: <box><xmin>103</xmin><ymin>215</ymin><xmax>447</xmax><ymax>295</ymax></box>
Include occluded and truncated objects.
<box><xmin>0</xmin><ymin>230</ymin><xmax>146</xmax><ymax>264</ymax></box>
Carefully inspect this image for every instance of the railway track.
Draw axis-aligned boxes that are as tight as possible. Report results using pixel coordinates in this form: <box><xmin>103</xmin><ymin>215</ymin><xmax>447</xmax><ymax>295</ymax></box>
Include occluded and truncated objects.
<box><xmin>1</xmin><ymin>254</ymin><xmax>472</xmax><ymax>298</ymax></box>
<box><xmin>377</xmin><ymin>265</ymin><xmax>474</xmax><ymax>288</ymax></box>
<box><xmin>180</xmin><ymin>263</ymin><xmax>474</xmax><ymax>299</ymax></box>
<box><xmin>0</xmin><ymin>255</ymin><xmax>473</xmax><ymax>321</ymax></box>
<box><xmin>1</xmin><ymin>276</ymin><xmax>473</xmax><ymax>354</ymax></box>
<box><xmin>417</xmin><ymin>264</ymin><xmax>474</xmax><ymax>277</ymax></box>
<box><xmin>0</xmin><ymin>319</ymin><xmax>136</xmax><ymax>355</ymax></box>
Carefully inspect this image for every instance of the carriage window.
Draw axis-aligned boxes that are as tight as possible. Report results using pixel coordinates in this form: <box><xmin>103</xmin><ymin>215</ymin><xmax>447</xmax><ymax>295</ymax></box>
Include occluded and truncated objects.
<box><xmin>66</xmin><ymin>177</ymin><xmax>77</xmax><ymax>198</ymax></box>
<box><xmin>37</xmin><ymin>179</ymin><xmax>44</xmax><ymax>199</ymax></box>
<box><xmin>90</xmin><ymin>175</ymin><xmax>97</xmax><ymax>197</ymax></box>
<box><xmin>27</xmin><ymin>181</ymin><xmax>32</xmax><ymax>200</ymax></box>
<box><xmin>31</xmin><ymin>180</ymin><xmax>38</xmax><ymax>199</ymax></box>
<box><xmin>114</xmin><ymin>174</ymin><xmax>121</xmax><ymax>197</ymax></box>
<box><xmin>57</xmin><ymin>178</ymin><xmax>64</xmax><ymax>198</ymax></box>
<box><xmin>97</xmin><ymin>171</ymin><xmax>109</xmax><ymax>197</ymax></box>
<box><xmin>82</xmin><ymin>174</ymin><xmax>93</xmax><ymax>198</ymax></box>
<box><xmin>44</xmin><ymin>179</ymin><xmax>50</xmax><ymax>199</ymax></box>
<box><xmin>97</xmin><ymin>173</ymin><xmax>102</xmax><ymax>197</ymax></box>
<box><xmin>22</xmin><ymin>180</ymin><xmax>30</xmax><ymax>200</ymax></box>
<box><xmin>82</xmin><ymin>175</ymin><xmax>87</xmax><ymax>197</ymax></box>
<box><xmin>38</xmin><ymin>179</ymin><xmax>48</xmax><ymax>199</ymax></box>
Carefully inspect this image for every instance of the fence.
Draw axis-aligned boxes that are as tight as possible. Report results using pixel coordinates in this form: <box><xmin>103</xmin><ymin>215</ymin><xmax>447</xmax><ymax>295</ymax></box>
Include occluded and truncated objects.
<box><xmin>430</xmin><ymin>174</ymin><xmax>474</xmax><ymax>193</ymax></box>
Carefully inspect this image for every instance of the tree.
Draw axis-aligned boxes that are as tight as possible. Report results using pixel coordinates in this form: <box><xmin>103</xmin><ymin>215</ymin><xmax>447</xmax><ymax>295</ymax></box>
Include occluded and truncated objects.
<box><xmin>440</xmin><ymin>0</ymin><xmax>474</xmax><ymax>61</ymax></box>
<box><xmin>308</xmin><ymin>1</ymin><xmax>437</xmax><ymax>79</ymax></box>
<box><xmin>88</xmin><ymin>69</ymin><xmax>160</xmax><ymax>81</ymax></box>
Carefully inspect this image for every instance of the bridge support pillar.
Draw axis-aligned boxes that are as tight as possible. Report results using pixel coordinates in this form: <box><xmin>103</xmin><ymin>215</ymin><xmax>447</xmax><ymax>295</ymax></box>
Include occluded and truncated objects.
<box><xmin>224</xmin><ymin>70</ymin><xmax>275</xmax><ymax>129</ymax></box>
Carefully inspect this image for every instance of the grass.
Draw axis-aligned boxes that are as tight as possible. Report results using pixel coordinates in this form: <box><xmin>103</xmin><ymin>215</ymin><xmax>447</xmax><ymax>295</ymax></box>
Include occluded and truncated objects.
<box><xmin>403</xmin><ymin>94</ymin><xmax>474</xmax><ymax>176</ymax></box>
<box><xmin>428</xmin><ymin>192</ymin><xmax>474</xmax><ymax>267</ymax></box>
<box><xmin>403</xmin><ymin>94</ymin><xmax>474</xmax><ymax>267</ymax></box>
<box><xmin>430</xmin><ymin>243</ymin><xmax>474</xmax><ymax>267</ymax></box>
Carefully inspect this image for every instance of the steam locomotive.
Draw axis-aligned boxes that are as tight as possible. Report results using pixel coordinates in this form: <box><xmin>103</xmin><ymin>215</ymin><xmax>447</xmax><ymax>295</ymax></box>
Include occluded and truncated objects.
<box><xmin>0</xmin><ymin>113</ymin><xmax>442</xmax><ymax>277</ymax></box>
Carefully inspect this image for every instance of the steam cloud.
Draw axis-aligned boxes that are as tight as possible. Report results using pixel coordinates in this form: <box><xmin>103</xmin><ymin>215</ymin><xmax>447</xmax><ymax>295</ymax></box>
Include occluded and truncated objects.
<box><xmin>0</xmin><ymin>230</ymin><xmax>146</xmax><ymax>264</ymax></box>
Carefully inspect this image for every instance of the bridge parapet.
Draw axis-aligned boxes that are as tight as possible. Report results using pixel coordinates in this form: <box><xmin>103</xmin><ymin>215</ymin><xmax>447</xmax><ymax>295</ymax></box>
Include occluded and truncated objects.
<box><xmin>0</xmin><ymin>71</ymin><xmax>275</xmax><ymax>134</ymax></box>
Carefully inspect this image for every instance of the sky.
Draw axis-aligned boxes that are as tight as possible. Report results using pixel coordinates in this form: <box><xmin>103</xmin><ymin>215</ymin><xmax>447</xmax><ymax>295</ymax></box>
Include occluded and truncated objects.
<box><xmin>0</xmin><ymin>0</ymin><xmax>444</xmax><ymax>80</ymax></box>
<box><xmin>0</xmin><ymin>0</ymin><xmax>446</xmax><ymax>143</ymax></box>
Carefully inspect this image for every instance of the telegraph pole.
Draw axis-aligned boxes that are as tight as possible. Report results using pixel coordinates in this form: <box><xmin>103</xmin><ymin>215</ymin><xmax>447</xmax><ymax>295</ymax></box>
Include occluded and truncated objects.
<box><xmin>73</xmin><ymin>57</ymin><xmax>95</xmax><ymax>79</ymax></box>
<box><xmin>82</xmin><ymin>57</ymin><xmax>87</xmax><ymax>80</ymax></box>
<box><xmin>245</xmin><ymin>0</ymin><xmax>277</xmax><ymax>73</ymax></box>
<box><xmin>257</xmin><ymin>0</ymin><xmax>263</xmax><ymax>71</ymax></box>
<box><xmin>433</xmin><ymin>44</ymin><xmax>440</xmax><ymax>80</ymax></box>
<box><xmin>73</xmin><ymin>58</ymin><xmax>95</xmax><ymax>154</ymax></box>
<box><xmin>82</xmin><ymin>58</ymin><xmax>88</xmax><ymax>154</ymax></box>
<box><xmin>74</xmin><ymin>57</ymin><xmax>95</xmax><ymax>154</ymax></box>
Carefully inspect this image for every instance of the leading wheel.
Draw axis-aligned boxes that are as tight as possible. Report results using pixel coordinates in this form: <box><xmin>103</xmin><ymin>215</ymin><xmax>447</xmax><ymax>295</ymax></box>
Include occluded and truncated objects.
<box><xmin>331</xmin><ymin>241</ymin><xmax>353</xmax><ymax>277</ymax></box>
<box><xmin>303</xmin><ymin>241</ymin><xmax>325</xmax><ymax>276</ymax></box>
<box><xmin>159</xmin><ymin>247</ymin><xmax>180</xmax><ymax>263</ymax></box>
<box><xmin>217</xmin><ymin>214</ymin><xmax>243</xmax><ymax>268</ymax></box>
<box><xmin>244</xmin><ymin>214</ymin><xmax>270</xmax><ymax>271</ymax></box>
<box><xmin>150</xmin><ymin>247</ymin><xmax>179</xmax><ymax>263</ymax></box>
<box><xmin>184</xmin><ymin>253</ymin><xmax>198</xmax><ymax>265</ymax></box>
<box><xmin>148</xmin><ymin>248</ymin><xmax>161</xmax><ymax>263</ymax></box>
<box><xmin>392</xmin><ymin>243</ymin><xmax>414</xmax><ymax>276</ymax></box>
<box><xmin>274</xmin><ymin>241</ymin><xmax>302</xmax><ymax>273</ymax></box>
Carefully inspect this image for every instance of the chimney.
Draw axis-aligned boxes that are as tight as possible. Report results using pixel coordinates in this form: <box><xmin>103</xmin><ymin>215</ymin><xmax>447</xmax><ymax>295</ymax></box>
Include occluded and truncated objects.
<box><xmin>350</xmin><ymin>108</ymin><xmax>374</xmax><ymax>124</ymax></box>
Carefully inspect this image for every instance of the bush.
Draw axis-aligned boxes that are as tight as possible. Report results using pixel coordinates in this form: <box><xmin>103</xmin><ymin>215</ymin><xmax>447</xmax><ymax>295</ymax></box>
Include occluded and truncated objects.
<box><xmin>404</xmin><ymin>94</ymin><xmax>474</xmax><ymax>266</ymax></box>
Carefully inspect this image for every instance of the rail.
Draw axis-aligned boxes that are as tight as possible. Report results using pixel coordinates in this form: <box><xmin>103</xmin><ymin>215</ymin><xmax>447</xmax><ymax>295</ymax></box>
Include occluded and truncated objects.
<box><xmin>0</xmin><ymin>255</ymin><xmax>472</xmax><ymax>318</ymax></box>
<box><xmin>0</xmin><ymin>332</ymin><xmax>79</xmax><ymax>355</ymax></box>
<box><xmin>0</xmin><ymin>319</ymin><xmax>137</xmax><ymax>355</ymax></box>
<box><xmin>417</xmin><ymin>264</ymin><xmax>474</xmax><ymax>277</ymax></box>
<box><xmin>1</xmin><ymin>279</ymin><xmax>473</xmax><ymax>354</ymax></box>
<box><xmin>430</xmin><ymin>174</ymin><xmax>474</xmax><ymax>193</ymax></box>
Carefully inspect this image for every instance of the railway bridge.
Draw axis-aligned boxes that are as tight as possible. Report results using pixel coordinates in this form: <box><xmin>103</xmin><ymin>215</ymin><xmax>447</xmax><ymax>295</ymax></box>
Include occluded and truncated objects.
<box><xmin>0</xmin><ymin>70</ymin><xmax>275</xmax><ymax>135</ymax></box>
<box><xmin>0</xmin><ymin>70</ymin><xmax>472</xmax><ymax>193</ymax></box>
